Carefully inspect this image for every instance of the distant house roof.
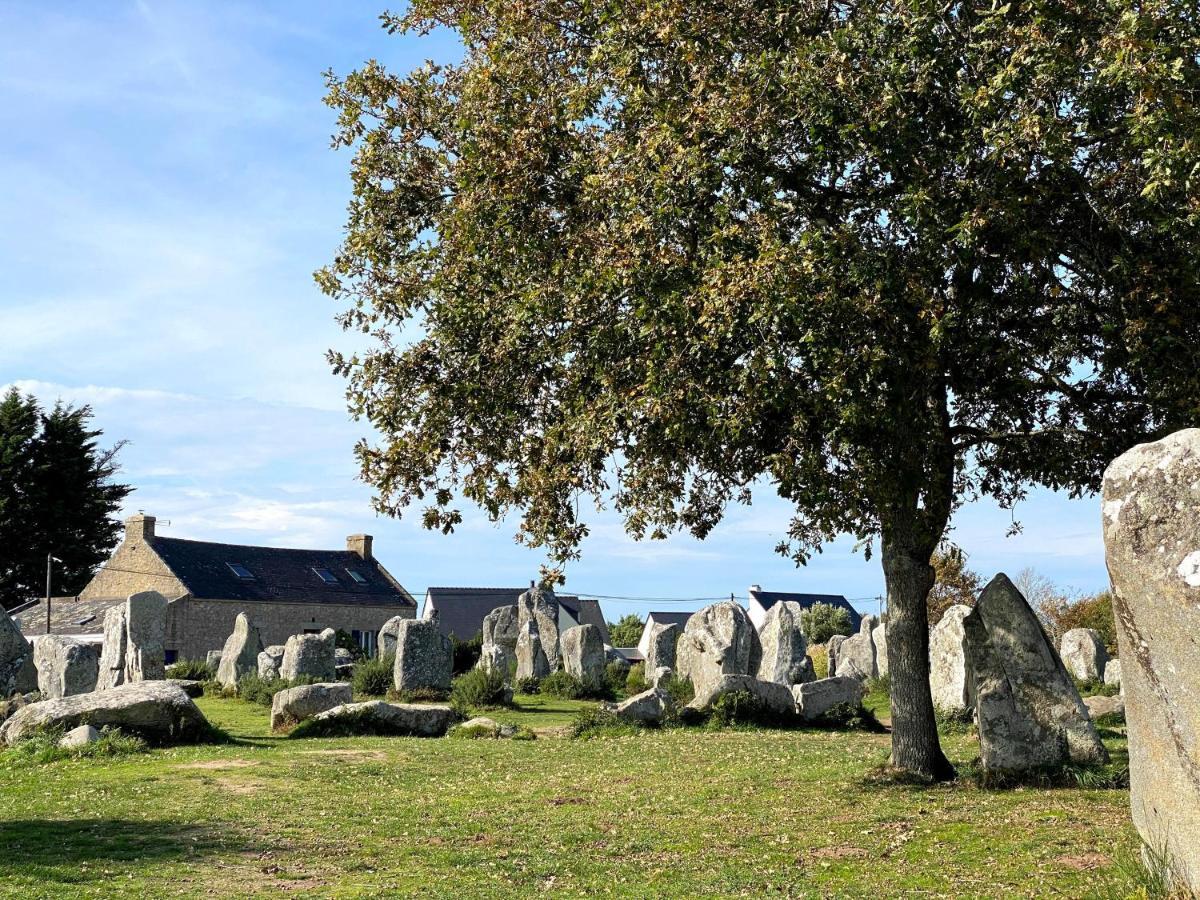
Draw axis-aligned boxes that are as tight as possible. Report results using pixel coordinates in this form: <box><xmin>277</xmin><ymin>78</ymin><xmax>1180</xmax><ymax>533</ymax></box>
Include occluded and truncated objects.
<box><xmin>644</xmin><ymin>611</ymin><xmax>694</xmax><ymax>630</ymax></box>
<box><xmin>747</xmin><ymin>588</ymin><xmax>862</xmax><ymax>631</ymax></box>
<box><xmin>421</xmin><ymin>588</ymin><xmax>609</xmax><ymax>644</ymax></box>
<box><xmin>148</xmin><ymin>537</ymin><xmax>416</xmax><ymax>608</ymax></box>
<box><xmin>15</xmin><ymin>596</ymin><xmax>124</xmax><ymax>639</ymax></box>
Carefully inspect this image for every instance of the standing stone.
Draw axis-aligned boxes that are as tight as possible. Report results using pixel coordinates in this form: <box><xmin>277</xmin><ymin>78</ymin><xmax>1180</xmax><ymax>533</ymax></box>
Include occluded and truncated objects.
<box><xmin>515</xmin><ymin>620</ymin><xmax>550</xmax><ymax>681</ymax></box>
<box><xmin>792</xmin><ymin>676</ymin><xmax>866</xmax><ymax>721</ymax></box>
<box><xmin>124</xmin><ymin>590</ymin><xmax>168</xmax><ymax>683</ymax></box>
<box><xmin>478</xmin><ymin>605</ymin><xmax>520</xmax><ymax>677</ymax></box>
<box><xmin>0</xmin><ymin>608</ymin><xmax>35</xmax><ymax>697</ymax></box>
<box><xmin>1102</xmin><ymin>428</ymin><xmax>1200</xmax><ymax>893</ymax></box>
<box><xmin>675</xmin><ymin>601</ymin><xmax>762</xmax><ymax>696</ymax></box>
<box><xmin>517</xmin><ymin>585</ymin><xmax>561</xmax><ymax>670</ymax></box>
<box><xmin>871</xmin><ymin>622</ymin><xmax>889</xmax><ymax>678</ymax></box>
<box><xmin>929</xmin><ymin>605</ymin><xmax>973</xmax><ymax>713</ymax></box>
<box><xmin>205</xmin><ymin>650</ymin><xmax>223</xmax><ymax>670</ymax></box>
<box><xmin>378</xmin><ymin>616</ymin><xmax>406</xmax><ymax>657</ymax></box>
<box><xmin>217</xmin><ymin>613</ymin><xmax>264</xmax><ymax>689</ymax></box>
<box><xmin>483</xmin><ymin>605</ymin><xmax>520</xmax><ymax>653</ymax></box>
<box><xmin>392</xmin><ymin>619</ymin><xmax>452</xmax><ymax>693</ymax></box>
<box><xmin>95</xmin><ymin>605</ymin><xmax>128</xmax><ymax>691</ymax></box>
<box><xmin>34</xmin><ymin>637</ymin><xmax>99</xmax><ymax>699</ymax></box>
<box><xmin>835</xmin><ymin>615</ymin><xmax>878</xmax><ymax>681</ymax></box>
<box><xmin>1059</xmin><ymin>628</ymin><xmax>1109</xmax><ymax>683</ymax></box>
<box><xmin>280</xmin><ymin>628</ymin><xmax>337</xmax><ymax>682</ymax></box>
<box><xmin>257</xmin><ymin>645</ymin><xmax>285</xmax><ymax>679</ymax></box>
<box><xmin>826</xmin><ymin>634</ymin><xmax>847</xmax><ymax>676</ymax></box>
<box><xmin>964</xmin><ymin>574</ymin><xmax>1107</xmax><ymax>773</ymax></box>
<box><xmin>560</xmin><ymin>624</ymin><xmax>606</xmax><ymax>686</ymax></box>
<box><xmin>1103</xmin><ymin>659</ymin><xmax>1122</xmax><ymax>691</ymax></box>
<box><xmin>478</xmin><ymin>643</ymin><xmax>512</xmax><ymax>676</ymax></box>
<box><xmin>756</xmin><ymin>601</ymin><xmax>810</xmax><ymax>686</ymax></box>
<box><xmin>644</xmin><ymin>622</ymin><xmax>679</xmax><ymax>673</ymax></box>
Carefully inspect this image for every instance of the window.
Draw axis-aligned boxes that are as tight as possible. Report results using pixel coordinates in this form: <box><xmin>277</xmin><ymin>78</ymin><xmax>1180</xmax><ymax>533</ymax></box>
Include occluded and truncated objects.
<box><xmin>345</xmin><ymin>568</ymin><xmax>368</xmax><ymax>584</ymax></box>
<box><xmin>164</xmin><ymin>649</ymin><xmax>178</xmax><ymax>665</ymax></box>
<box><xmin>226</xmin><ymin>563</ymin><xmax>254</xmax><ymax>579</ymax></box>
<box><xmin>312</xmin><ymin>567</ymin><xmax>338</xmax><ymax>584</ymax></box>
<box><xmin>352</xmin><ymin>629</ymin><xmax>377</xmax><ymax>655</ymax></box>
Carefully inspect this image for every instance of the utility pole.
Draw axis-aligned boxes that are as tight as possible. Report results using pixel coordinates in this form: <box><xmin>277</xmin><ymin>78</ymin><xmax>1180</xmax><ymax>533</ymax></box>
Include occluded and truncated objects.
<box><xmin>45</xmin><ymin>553</ymin><xmax>61</xmax><ymax>635</ymax></box>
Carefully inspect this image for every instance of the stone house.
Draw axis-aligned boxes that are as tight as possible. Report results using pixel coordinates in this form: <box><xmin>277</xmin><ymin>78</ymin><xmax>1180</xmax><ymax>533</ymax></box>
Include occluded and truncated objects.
<box><xmin>746</xmin><ymin>585</ymin><xmax>862</xmax><ymax>633</ymax></box>
<box><xmin>17</xmin><ymin>514</ymin><xmax>417</xmax><ymax>662</ymax></box>
<box><xmin>420</xmin><ymin>586</ymin><xmax>610</xmax><ymax>644</ymax></box>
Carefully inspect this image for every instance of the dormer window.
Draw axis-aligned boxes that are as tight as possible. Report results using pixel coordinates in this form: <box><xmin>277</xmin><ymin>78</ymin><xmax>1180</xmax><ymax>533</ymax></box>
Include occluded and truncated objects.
<box><xmin>345</xmin><ymin>569</ymin><xmax>367</xmax><ymax>584</ymax></box>
<box><xmin>312</xmin><ymin>567</ymin><xmax>338</xmax><ymax>585</ymax></box>
<box><xmin>226</xmin><ymin>563</ymin><xmax>254</xmax><ymax>580</ymax></box>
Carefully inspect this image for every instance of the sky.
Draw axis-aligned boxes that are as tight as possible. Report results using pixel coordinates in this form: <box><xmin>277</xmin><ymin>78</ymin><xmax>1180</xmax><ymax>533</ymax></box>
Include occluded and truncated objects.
<box><xmin>0</xmin><ymin>1</ymin><xmax>1112</xmax><ymax>621</ymax></box>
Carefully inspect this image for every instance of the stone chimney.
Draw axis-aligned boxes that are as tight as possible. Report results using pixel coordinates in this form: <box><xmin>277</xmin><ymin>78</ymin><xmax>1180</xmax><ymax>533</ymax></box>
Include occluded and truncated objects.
<box><xmin>750</xmin><ymin>584</ymin><xmax>762</xmax><ymax>594</ymax></box>
<box><xmin>125</xmin><ymin>513</ymin><xmax>155</xmax><ymax>542</ymax></box>
<box><xmin>347</xmin><ymin>534</ymin><xmax>373</xmax><ymax>559</ymax></box>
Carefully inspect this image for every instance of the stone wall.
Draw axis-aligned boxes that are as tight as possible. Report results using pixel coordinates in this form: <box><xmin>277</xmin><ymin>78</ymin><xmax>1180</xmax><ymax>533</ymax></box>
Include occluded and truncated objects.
<box><xmin>167</xmin><ymin>598</ymin><xmax>415</xmax><ymax>660</ymax></box>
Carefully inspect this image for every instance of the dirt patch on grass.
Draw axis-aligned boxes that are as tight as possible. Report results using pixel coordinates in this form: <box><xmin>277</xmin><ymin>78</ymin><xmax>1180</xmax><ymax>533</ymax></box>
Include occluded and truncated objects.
<box><xmin>175</xmin><ymin>759</ymin><xmax>260</xmax><ymax>770</ymax></box>
<box><xmin>214</xmin><ymin>777</ymin><xmax>267</xmax><ymax>795</ymax></box>
<box><xmin>809</xmin><ymin>845</ymin><xmax>870</xmax><ymax>860</ymax></box>
<box><xmin>297</xmin><ymin>749</ymin><xmax>389</xmax><ymax>761</ymax></box>
<box><xmin>1054</xmin><ymin>852</ymin><xmax>1110</xmax><ymax>871</ymax></box>
<box><xmin>532</xmin><ymin>726</ymin><xmax>573</xmax><ymax>738</ymax></box>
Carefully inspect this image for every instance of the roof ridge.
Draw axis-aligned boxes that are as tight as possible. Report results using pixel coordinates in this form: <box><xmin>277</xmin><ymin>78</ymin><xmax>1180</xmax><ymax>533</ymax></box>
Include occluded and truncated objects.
<box><xmin>152</xmin><ymin>535</ymin><xmax>359</xmax><ymax>555</ymax></box>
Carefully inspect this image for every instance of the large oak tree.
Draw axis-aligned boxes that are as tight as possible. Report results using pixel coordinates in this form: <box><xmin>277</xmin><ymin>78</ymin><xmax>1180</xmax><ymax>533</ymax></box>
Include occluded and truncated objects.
<box><xmin>320</xmin><ymin>0</ymin><xmax>1199</xmax><ymax>779</ymax></box>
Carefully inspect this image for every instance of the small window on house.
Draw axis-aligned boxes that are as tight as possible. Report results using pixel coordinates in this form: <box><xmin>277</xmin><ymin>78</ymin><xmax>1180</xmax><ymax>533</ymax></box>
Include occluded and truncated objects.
<box><xmin>345</xmin><ymin>569</ymin><xmax>367</xmax><ymax>584</ymax></box>
<box><xmin>226</xmin><ymin>563</ymin><xmax>254</xmax><ymax>579</ymax></box>
<box><xmin>312</xmin><ymin>567</ymin><xmax>338</xmax><ymax>584</ymax></box>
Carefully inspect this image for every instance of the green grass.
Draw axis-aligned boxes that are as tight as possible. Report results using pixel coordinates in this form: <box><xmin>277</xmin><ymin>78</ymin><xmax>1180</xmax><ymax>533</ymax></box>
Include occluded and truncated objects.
<box><xmin>0</xmin><ymin>694</ymin><xmax>1143</xmax><ymax>897</ymax></box>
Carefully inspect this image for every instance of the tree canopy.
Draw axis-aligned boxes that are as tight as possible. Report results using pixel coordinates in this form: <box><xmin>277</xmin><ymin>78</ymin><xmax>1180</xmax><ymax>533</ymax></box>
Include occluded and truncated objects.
<box><xmin>321</xmin><ymin>1</ymin><xmax>1200</xmax><ymax>779</ymax></box>
<box><xmin>928</xmin><ymin>543</ymin><xmax>983</xmax><ymax>626</ymax></box>
<box><xmin>0</xmin><ymin>388</ymin><xmax>132</xmax><ymax>609</ymax></box>
<box><xmin>606</xmin><ymin>613</ymin><xmax>645</xmax><ymax>648</ymax></box>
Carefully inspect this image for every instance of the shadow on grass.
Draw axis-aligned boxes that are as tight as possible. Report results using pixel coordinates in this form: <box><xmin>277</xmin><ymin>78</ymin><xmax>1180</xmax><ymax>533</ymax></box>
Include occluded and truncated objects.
<box><xmin>0</xmin><ymin>819</ymin><xmax>251</xmax><ymax>882</ymax></box>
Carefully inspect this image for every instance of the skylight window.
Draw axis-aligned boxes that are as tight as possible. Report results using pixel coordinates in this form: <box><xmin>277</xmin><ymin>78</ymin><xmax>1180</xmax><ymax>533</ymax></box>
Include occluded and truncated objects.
<box><xmin>345</xmin><ymin>569</ymin><xmax>368</xmax><ymax>584</ymax></box>
<box><xmin>226</xmin><ymin>563</ymin><xmax>254</xmax><ymax>580</ymax></box>
<box><xmin>312</xmin><ymin>567</ymin><xmax>339</xmax><ymax>585</ymax></box>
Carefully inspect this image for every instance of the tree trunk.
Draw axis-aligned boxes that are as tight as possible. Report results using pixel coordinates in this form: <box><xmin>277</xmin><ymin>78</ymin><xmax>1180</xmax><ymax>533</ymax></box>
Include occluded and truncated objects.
<box><xmin>882</xmin><ymin>522</ymin><xmax>956</xmax><ymax>782</ymax></box>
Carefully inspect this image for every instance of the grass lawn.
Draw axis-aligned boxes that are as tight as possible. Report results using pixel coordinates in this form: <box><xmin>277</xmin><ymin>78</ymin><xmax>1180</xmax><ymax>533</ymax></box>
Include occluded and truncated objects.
<box><xmin>0</xmin><ymin>690</ymin><xmax>1141</xmax><ymax>898</ymax></box>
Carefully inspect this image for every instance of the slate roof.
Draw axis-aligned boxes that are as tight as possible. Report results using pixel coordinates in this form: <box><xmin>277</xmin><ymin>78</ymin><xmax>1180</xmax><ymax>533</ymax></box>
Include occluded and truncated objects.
<box><xmin>422</xmin><ymin>587</ymin><xmax>609</xmax><ymax>644</ymax></box>
<box><xmin>748</xmin><ymin>588</ymin><xmax>862</xmax><ymax>631</ymax></box>
<box><xmin>147</xmin><ymin>537</ymin><xmax>416</xmax><ymax>607</ymax></box>
<box><xmin>644</xmin><ymin>611</ymin><xmax>694</xmax><ymax>630</ymax></box>
<box><xmin>14</xmin><ymin>596</ymin><xmax>124</xmax><ymax>639</ymax></box>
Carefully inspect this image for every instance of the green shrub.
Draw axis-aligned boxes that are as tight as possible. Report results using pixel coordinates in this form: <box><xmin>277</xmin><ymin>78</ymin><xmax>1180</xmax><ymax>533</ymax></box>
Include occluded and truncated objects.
<box><xmin>450</xmin><ymin>633</ymin><xmax>483</xmax><ymax>675</ymax></box>
<box><xmin>625</xmin><ymin>663</ymin><xmax>649</xmax><ymax>696</ymax></box>
<box><xmin>865</xmin><ymin>673</ymin><xmax>892</xmax><ymax>697</ymax></box>
<box><xmin>541</xmin><ymin>670</ymin><xmax>585</xmax><ymax>699</ymax></box>
<box><xmin>352</xmin><ymin>654</ymin><xmax>394</xmax><ymax>697</ymax></box>
<box><xmin>705</xmin><ymin>690</ymin><xmax>797</xmax><ymax>729</ymax></box>
<box><xmin>935</xmin><ymin>706</ymin><xmax>974</xmax><ymax>735</ymax></box>
<box><xmin>236</xmin><ymin>672</ymin><xmax>314</xmax><ymax>707</ymax></box>
<box><xmin>2</xmin><ymin>726</ymin><xmax>148</xmax><ymax>765</ymax></box>
<box><xmin>1075</xmin><ymin>677</ymin><xmax>1119</xmax><ymax>697</ymax></box>
<box><xmin>165</xmin><ymin>658</ymin><xmax>214</xmax><ymax>681</ymax></box>
<box><xmin>570</xmin><ymin>707</ymin><xmax>639</xmax><ymax>739</ymax></box>
<box><xmin>334</xmin><ymin>629</ymin><xmax>366</xmax><ymax>662</ymax></box>
<box><xmin>450</xmin><ymin>666</ymin><xmax>513</xmax><ymax>709</ymax></box>
<box><xmin>799</xmin><ymin>603</ymin><xmax>854</xmax><ymax>644</ymax></box>
<box><xmin>604</xmin><ymin>660</ymin><xmax>629</xmax><ymax>697</ymax></box>
<box><xmin>808</xmin><ymin>647</ymin><xmax>829</xmax><ymax>680</ymax></box>
<box><xmin>810</xmin><ymin>702</ymin><xmax>887</xmax><ymax>732</ymax></box>
<box><xmin>960</xmin><ymin>758</ymin><xmax>1130</xmax><ymax>790</ymax></box>
<box><xmin>660</xmin><ymin>672</ymin><xmax>694</xmax><ymax>706</ymax></box>
<box><xmin>515</xmin><ymin>676</ymin><xmax>542</xmax><ymax>695</ymax></box>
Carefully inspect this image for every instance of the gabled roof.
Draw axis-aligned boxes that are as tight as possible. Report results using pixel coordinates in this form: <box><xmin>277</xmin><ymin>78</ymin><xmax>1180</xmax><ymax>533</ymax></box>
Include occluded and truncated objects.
<box><xmin>422</xmin><ymin>587</ymin><xmax>606</xmax><ymax>643</ymax></box>
<box><xmin>148</xmin><ymin>537</ymin><xmax>415</xmax><ymax>607</ymax></box>
<box><xmin>644</xmin><ymin>611</ymin><xmax>694</xmax><ymax>630</ymax></box>
<box><xmin>748</xmin><ymin>588</ymin><xmax>862</xmax><ymax>631</ymax></box>
<box><xmin>15</xmin><ymin>596</ymin><xmax>124</xmax><ymax>639</ymax></box>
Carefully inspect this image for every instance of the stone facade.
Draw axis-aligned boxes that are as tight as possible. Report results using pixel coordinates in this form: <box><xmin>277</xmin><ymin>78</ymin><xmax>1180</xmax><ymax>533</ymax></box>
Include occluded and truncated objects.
<box><xmin>167</xmin><ymin>598</ymin><xmax>413</xmax><ymax>662</ymax></box>
<box><xmin>80</xmin><ymin>514</ymin><xmax>187</xmax><ymax>601</ymax></box>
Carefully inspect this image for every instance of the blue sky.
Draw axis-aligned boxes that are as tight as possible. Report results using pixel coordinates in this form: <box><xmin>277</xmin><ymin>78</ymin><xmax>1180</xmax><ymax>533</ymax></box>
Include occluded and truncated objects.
<box><xmin>0</xmin><ymin>1</ymin><xmax>1111</xmax><ymax>620</ymax></box>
